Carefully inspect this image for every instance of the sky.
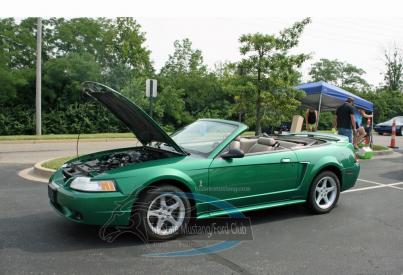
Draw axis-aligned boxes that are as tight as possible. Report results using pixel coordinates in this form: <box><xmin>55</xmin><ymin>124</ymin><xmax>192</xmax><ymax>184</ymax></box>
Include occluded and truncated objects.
<box><xmin>3</xmin><ymin>0</ymin><xmax>403</xmax><ymax>87</ymax></box>
<box><xmin>138</xmin><ymin>17</ymin><xmax>403</xmax><ymax>87</ymax></box>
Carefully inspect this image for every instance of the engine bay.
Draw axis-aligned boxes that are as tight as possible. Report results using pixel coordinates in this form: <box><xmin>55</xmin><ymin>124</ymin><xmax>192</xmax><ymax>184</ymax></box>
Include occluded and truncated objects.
<box><xmin>62</xmin><ymin>147</ymin><xmax>173</xmax><ymax>178</ymax></box>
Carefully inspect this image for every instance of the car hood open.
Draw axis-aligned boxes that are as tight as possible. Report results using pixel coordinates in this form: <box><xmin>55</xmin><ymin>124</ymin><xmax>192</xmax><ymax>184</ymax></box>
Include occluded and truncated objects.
<box><xmin>82</xmin><ymin>81</ymin><xmax>186</xmax><ymax>155</ymax></box>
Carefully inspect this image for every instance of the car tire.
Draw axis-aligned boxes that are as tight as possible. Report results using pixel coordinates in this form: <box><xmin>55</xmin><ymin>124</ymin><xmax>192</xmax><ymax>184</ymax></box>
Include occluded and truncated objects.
<box><xmin>399</xmin><ymin>127</ymin><xmax>403</xmax><ymax>136</ymax></box>
<box><xmin>307</xmin><ymin>171</ymin><xmax>340</xmax><ymax>214</ymax></box>
<box><xmin>133</xmin><ymin>185</ymin><xmax>191</xmax><ymax>241</ymax></box>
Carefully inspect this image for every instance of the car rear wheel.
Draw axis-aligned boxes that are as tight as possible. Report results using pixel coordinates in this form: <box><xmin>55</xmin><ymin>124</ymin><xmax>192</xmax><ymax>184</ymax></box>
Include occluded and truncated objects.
<box><xmin>308</xmin><ymin>171</ymin><xmax>340</xmax><ymax>214</ymax></box>
<box><xmin>134</xmin><ymin>185</ymin><xmax>191</xmax><ymax>241</ymax></box>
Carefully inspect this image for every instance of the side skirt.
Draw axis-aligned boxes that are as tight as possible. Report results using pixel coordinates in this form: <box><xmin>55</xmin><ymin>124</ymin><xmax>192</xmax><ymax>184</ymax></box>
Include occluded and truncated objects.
<box><xmin>197</xmin><ymin>199</ymin><xmax>306</xmax><ymax>219</ymax></box>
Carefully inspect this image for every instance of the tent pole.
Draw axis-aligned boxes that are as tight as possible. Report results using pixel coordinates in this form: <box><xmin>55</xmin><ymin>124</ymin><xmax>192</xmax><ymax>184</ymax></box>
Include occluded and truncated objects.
<box><xmin>370</xmin><ymin>112</ymin><xmax>374</xmax><ymax>148</ymax></box>
<box><xmin>317</xmin><ymin>92</ymin><xmax>323</xmax><ymax>125</ymax></box>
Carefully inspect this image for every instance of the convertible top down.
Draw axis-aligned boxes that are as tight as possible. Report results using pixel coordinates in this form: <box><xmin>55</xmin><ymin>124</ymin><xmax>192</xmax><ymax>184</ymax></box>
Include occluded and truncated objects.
<box><xmin>48</xmin><ymin>82</ymin><xmax>360</xmax><ymax>241</ymax></box>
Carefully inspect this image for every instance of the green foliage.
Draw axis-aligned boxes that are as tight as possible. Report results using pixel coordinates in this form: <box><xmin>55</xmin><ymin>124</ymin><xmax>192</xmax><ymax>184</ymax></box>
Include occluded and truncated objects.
<box><xmin>43</xmin><ymin>53</ymin><xmax>101</xmax><ymax>106</ymax></box>
<box><xmin>238</xmin><ymin>18</ymin><xmax>311</xmax><ymax>134</ymax></box>
<box><xmin>383</xmin><ymin>47</ymin><xmax>403</xmax><ymax>91</ymax></box>
<box><xmin>0</xmin><ymin>102</ymin><xmax>126</xmax><ymax>135</ymax></box>
<box><xmin>309</xmin><ymin>58</ymin><xmax>371</xmax><ymax>93</ymax></box>
<box><xmin>358</xmin><ymin>90</ymin><xmax>403</xmax><ymax>124</ymax></box>
<box><xmin>157</xmin><ymin>38</ymin><xmax>234</xmax><ymax>128</ymax></box>
<box><xmin>2</xmin><ymin>17</ymin><xmax>398</xmax><ymax>137</ymax></box>
<box><xmin>317</xmin><ymin>112</ymin><xmax>334</xmax><ymax>130</ymax></box>
<box><xmin>0</xmin><ymin>17</ymin><xmax>153</xmax><ymax>135</ymax></box>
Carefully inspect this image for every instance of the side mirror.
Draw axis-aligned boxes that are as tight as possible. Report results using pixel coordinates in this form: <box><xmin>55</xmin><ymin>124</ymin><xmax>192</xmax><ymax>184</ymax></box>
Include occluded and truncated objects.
<box><xmin>221</xmin><ymin>148</ymin><xmax>245</xmax><ymax>159</ymax></box>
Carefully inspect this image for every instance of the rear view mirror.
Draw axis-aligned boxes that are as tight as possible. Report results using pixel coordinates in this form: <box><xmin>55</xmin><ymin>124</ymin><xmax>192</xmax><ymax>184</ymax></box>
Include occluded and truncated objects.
<box><xmin>221</xmin><ymin>148</ymin><xmax>245</xmax><ymax>159</ymax></box>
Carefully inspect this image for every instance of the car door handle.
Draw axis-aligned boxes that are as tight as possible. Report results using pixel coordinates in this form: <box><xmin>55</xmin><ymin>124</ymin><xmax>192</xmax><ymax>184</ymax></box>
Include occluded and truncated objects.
<box><xmin>281</xmin><ymin>158</ymin><xmax>291</xmax><ymax>163</ymax></box>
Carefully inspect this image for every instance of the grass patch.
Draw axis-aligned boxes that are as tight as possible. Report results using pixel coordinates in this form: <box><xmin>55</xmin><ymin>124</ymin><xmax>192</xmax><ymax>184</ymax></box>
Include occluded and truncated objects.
<box><xmin>319</xmin><ymin>130</ymin><xmax>335</xmax><ymax>133</ymax></box>
<box><xmin>42</xmin><ymin>156</ymin><xmax>75</xmax><ymax>170</ymax></box>
<box><xmin>369</xmin><ymin>144</ymin><xmax>390</xmax><ymax>151</ymax></box>
<box><xmin>0</xmin><ymin>132</ymin><xmax>134</xmax><ymax>141</ymax></box>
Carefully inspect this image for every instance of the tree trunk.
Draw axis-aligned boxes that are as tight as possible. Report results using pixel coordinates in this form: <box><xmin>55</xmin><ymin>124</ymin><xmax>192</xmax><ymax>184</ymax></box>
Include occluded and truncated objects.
<box><xmin>255</xmin><ymin>89</ymin><xmax>262</xmax><ymax>136</ymax></box>
<box><xmin>255</xmin><ymin>57</ymin><xmax>263</xmax><ymax>136</ymax></box>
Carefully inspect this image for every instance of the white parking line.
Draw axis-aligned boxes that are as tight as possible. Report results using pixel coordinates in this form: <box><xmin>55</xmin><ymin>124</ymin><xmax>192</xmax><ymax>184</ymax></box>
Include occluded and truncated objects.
<box><xmin>343</xmin><ymin>179</ymin><xmax>403</xmax><ymax>193</ymax></box>
<box><xmin>343</xmin><ymin>185</ymin><xmax>385</xmax><ymax>193</ymax></box>
<box><xmin>358</xmin><ymin>178</ymin><xmax>403</xmax><ymax>190</ymax></box>
<box><xmin>357</xmin><ymin>179</ymin><xmax>385</xmax><ymax>185</ymax></box>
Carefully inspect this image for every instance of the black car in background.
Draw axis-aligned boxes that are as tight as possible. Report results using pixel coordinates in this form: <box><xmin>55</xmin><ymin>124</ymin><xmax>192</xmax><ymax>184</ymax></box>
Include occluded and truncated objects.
<box><xmin>374</xmin><ymin>116</ymin><xmax>403</xmax><ymax>136</ymax></box>
<box><xmin>262</xmin><ymin>122</ymin><xmax>291</xmax><ymax>135</ymax></box>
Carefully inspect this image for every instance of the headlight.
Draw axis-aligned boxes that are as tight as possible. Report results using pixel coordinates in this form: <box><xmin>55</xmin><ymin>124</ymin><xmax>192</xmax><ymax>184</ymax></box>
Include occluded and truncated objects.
<box><xmin>70</xmin><ymin>177</ymin><xmax>116</xmax><ymax>192</ymax></box>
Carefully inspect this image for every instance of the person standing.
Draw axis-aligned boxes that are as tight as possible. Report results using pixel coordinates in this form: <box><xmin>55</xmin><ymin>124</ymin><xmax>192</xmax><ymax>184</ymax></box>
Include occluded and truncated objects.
<box><xmin>305</xmin><ymin>107</ymin><xmax>318</xmax><ymax>132</ymax></box>
<box><xmin>334</xmin><ymin>97</ymin><xmax>356</xmax><ymax>144</ymax></box>
<box><xmin>353</xmin><ymin>107</ymin><xmax>373</xmax><ymax>149</ymax></box>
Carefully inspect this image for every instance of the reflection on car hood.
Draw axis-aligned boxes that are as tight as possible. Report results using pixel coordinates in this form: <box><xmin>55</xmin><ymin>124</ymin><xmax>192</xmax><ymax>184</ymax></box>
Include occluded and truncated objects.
<box><xmin>82</xmin><ymin>81</ymin><xmax>186</xmax><ymax>155</ymax></box>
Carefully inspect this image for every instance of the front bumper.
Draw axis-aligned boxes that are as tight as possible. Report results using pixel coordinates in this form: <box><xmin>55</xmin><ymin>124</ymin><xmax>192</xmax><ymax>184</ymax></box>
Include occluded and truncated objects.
<box><xmin>48</xmin><ymin>181</ymin><xmax>133</xmax><ymax>226</ymax></box>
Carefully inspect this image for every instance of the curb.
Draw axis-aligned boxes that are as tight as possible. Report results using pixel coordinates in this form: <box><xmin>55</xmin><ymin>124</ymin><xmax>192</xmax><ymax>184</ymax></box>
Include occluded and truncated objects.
<box><xmin>18</xmin><ymin>167</ymin><xmax>49</xmax><ymax>183</ymax></box>
<box><xmin>372</xmin><ymin>148</ymin><xmax>394</xmax><ymax>156</ymax></box>
<box><xmin>34</xmin><ymin>159</ymin><xmax>56</xmax><ymax>178</ymax></box>
<box><xmin>19</xmin><ymin>159</ymin><xmax>57</xmax><ymax>183</ymax></box>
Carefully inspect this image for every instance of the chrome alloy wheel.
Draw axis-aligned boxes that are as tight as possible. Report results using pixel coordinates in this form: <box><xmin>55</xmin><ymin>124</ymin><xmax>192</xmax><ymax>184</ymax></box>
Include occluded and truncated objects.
<box><xmin>315</xmin><ymin>176</ymin><xmax>337</xmax><ymax>209</ymax></box>
<box><xmin>147</xmin><ymin>193</ymin><xmax>185</xmax><ymax>236</ymax></box>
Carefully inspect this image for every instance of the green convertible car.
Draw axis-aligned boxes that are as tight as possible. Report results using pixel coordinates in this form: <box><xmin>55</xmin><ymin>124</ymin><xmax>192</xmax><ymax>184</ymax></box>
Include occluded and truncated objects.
<box><xmin>48</xmin><ymin>82</ymin><xmax>360</xmax><ymax>241</ymax></box>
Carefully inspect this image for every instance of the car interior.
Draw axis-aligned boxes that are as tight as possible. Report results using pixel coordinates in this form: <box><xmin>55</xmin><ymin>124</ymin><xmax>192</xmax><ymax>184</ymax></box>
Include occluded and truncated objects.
<box><xmin>229</xmin><ymin>136</ymin><xmax>319</xmax><ymax>155</ymax></box>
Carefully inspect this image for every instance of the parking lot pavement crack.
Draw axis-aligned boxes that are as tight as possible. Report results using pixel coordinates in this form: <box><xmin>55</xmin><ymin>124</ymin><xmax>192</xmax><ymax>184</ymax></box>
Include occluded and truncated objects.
<box><xmin>373</xmin><ymin>217</ymin><xmax>402</xmax><ymax>231</ymax></box>
<box><xmin>182</xmin><ymin>240</ymin><xmax>255</xmax><ymax>275</ymax></box>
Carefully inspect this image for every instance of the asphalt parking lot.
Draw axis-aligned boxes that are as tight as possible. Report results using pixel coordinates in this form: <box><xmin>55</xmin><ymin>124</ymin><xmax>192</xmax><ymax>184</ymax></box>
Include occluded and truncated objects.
<box><xmin>0</xmin><ymin>150</ymin><xmax>402</xmax><ymax>274</ymax></box>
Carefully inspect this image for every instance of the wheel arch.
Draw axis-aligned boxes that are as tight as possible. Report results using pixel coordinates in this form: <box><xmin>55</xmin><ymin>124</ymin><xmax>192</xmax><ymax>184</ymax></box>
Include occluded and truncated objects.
<box><xmin>309</xmin><ymin>155</ymin><xmax>344</xmax><ymax>188</ymax></box>
<box><xmin>135</xmin><ymin>178</ymin><xmax>197</xmax><ymax>218</ymax></box>
<box><xmin>315</xmin><ymin>165</ymin><xmax>343</xmax><ymax>187</ymax></box>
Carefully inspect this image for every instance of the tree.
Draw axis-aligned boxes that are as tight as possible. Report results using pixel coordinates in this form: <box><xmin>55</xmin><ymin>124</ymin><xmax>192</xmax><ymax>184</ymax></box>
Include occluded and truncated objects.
<box><xmin>239</xmin><ymin>18</ymin><xmax>311</xmax><ymax>135</ymax></box>
<box><xmin>0</xmin><ymin>18</ymin><xmax>37</xmax><ymax>105</ymax></box>
<box><xmin>157</xmin><ymin>38</ymin><xmax>233</xmax><ymax>128</ymax></box>
<box><xmin>359</xmin><ymin>89</ymin><xmax>403</xmax><ymax>124</ymax></box>
<box><xmin>161</xmin><ymin>38</ymin><xmax>207</xmax><ymax>75</ymax></box>
<box><xmin>44</xmin><ymin>17</ymin><xmax>153</xmax><ymax>90</ymax></box>
<box><xmin>309</xmin><ymin>58</ymin><xmax>370</xmax><ymax>92</ymax></box>
<box><xmin>383</xmin><ymin>47</ymin><xmax>403</xmax><ymax>91</ymax></box>
<box><xmin>0</xmin><ymin>17</ymin><xmax>156</xmax><ymax>135</ymax></box>
<box><xmin>43</xmin><ymin>52</ymin><xmax>101</xmax><ymax>106</ymax></box>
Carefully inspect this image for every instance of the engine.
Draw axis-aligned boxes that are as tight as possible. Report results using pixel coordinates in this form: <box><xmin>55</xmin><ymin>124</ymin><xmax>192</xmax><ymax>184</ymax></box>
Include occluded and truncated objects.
<box><xmin>62</xmin><ymin>147</ymin><xmax>171</xmax><ymax>178</ymax></box>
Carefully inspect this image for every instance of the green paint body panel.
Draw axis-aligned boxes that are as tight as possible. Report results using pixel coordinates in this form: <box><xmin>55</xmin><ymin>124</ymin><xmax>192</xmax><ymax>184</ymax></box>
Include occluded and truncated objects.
<box><xmin>48</xmin><ymin>83</ymin><xmax>359</xmax><ymax>226</ymax></box>
<box><xmin>49</xmin><ymin>130</ymin><xmax>360</xmax><ymax>226</ymax></box>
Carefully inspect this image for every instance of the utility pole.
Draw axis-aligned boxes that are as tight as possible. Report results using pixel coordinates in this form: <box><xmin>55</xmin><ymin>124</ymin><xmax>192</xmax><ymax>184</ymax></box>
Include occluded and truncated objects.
<box><xmin>35</xmin><ymin>17</ymin><xmax>42</xmax><ymax>135</ymax></box>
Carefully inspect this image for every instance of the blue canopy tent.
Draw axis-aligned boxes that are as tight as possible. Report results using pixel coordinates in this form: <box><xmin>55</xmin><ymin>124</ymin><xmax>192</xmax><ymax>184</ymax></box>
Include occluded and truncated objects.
<box><xmin>295</xmin><ymin>81</ymin><xmax>374</xmax><ymax>144</ymax></box>
<box><xmin>295</xmin><ymin>81</ymin><xmax>373</xmax><ymax>112</ymax></box>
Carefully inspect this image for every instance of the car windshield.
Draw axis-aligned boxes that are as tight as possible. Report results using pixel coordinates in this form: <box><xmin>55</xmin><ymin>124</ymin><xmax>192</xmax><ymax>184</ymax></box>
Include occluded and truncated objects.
<box><xmin>170</xmin><ymin>120</ymin><xmax>238</xmax><ymax>156</ymax></box>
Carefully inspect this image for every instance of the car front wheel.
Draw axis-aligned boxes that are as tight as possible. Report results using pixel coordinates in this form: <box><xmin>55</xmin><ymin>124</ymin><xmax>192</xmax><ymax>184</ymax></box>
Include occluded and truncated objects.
<box><xmin>308</xmin><ymin>171</ymin><xmax>340</xmax><ymax>214</ymax></box>
<box><xmin>134</xmin><ymin>185</ymin><xmax>191</xmax><ymax>241</ymax></box>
